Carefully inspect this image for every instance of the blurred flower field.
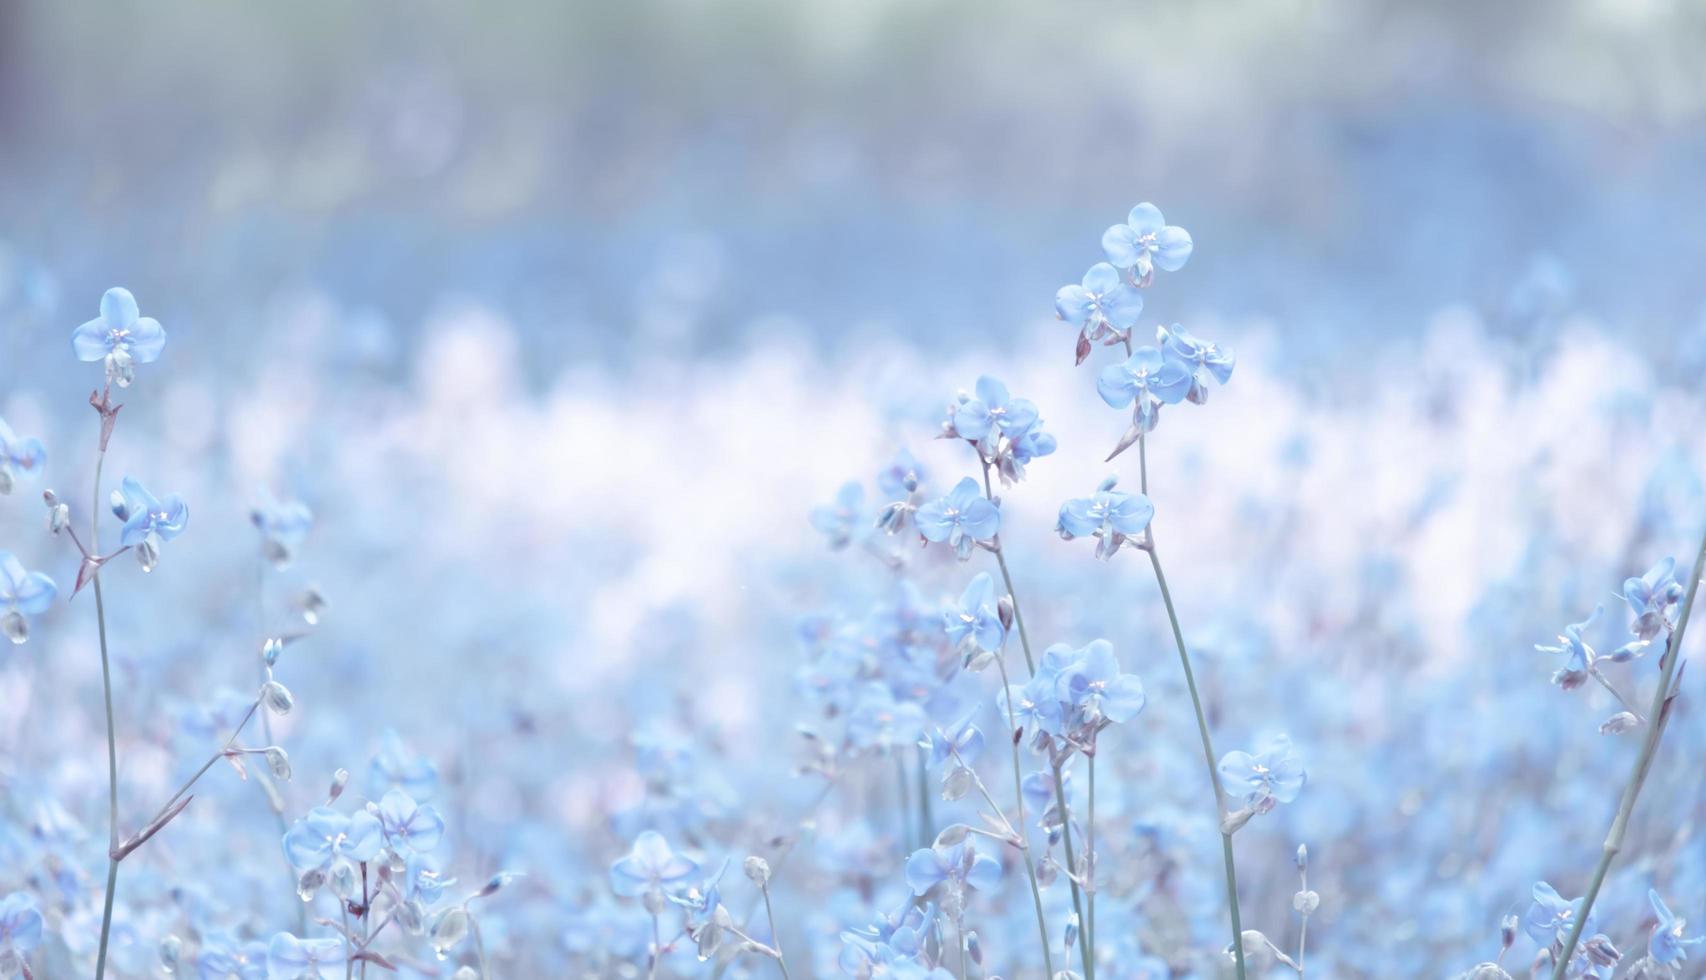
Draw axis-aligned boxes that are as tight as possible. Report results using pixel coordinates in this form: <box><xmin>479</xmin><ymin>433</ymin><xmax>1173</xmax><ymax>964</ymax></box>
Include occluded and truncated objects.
<box><xmin>4</xmin><ymin>2</ymin><xmax>1706</xmax><ymax>979</ymax></box>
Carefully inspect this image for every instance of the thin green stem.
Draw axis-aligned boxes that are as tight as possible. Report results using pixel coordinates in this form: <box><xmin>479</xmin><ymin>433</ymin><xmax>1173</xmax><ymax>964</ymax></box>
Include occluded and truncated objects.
<box><xmin>980</xmin><ymin>463</ymin><xmax>1036</xmax><ymax>676</ymax></box>
<box><xmin>91</xmin><ymin>444</ymin><xmax>121</xmax><ymax>980</ymax></box>
<box><xmin>760</xmin><ymin>884</ymin><xmax>792</xmax><ymax>980</ymax></box>
<box><xmin>1139</xmin><ymin>434</ymin><xmax>1247</xmax><ymax>980</ymax></box>
<box><xmin>917</xmin><ymin>744</ymin><xmax>934</xmax><ymax>846</ymax></box>
<box><xmin>994</xmin><ymin>655</ymin><xmax>1055</xmax><ymax>979</ymax></box>
<box><xmin>1049</xmin><ymin>761</ymin><xmax>1093</xmax><ymax>979</ymax></box>
<box><xmin>1551</xmin><ymin>525</ymin><xmax>1706</xmax><ymax>977</ymax></box>
<box><xmin>896</xmin><ymin>753</ymin><xmax>914</xmax><ymax>850</ymax></box>
<box><xmin>648</xmin><ymin>910</ymin><xmax>662</xmax><ymax>980</ymax></box>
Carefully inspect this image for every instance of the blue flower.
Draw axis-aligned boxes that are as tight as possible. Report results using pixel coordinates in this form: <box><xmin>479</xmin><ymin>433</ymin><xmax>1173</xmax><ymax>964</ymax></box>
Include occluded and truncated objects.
<box><xmin>1159</xmin><ymin>324</ymin><xmax>1236</xmax><ymax>404</ymax></box>
<box><xmin>1102</xmin><ymin>203</ymin><xmax>1193</xmax><ymax>285</ymax></box>
<box><xmin>915</xmin><ymin>477</ymin><xmax>999</xmax><ymax>560</ymax></box>
<box><xmin>1218</xmin><ymin>735</ymin><xmax>1306</xmax><ymax>813</ymax></box>
<box><xmin>369</xmin><ymin>730</ymin><xmax>438</xmax><ymax>801</ymax></box>
<box><xmin>999</xmin><ymin>678</ymin><xmax>1063</xmax><ymax>740</ymax></box>
<box><xmin>0</xmin><ymin>892</ymin><xmax>43</xmax><ymax>968</ymax></box>
<box><xmin>925</xmin><ymin>713</ymin><xmax>985</xmax><ymax>767</ymax></box>
<box><xmin>372</xmin><ymin>788</ymin><xmax>445</xmax><ymax>854</ymax></box>
<box><xmin>609</xmin><ymin>830</ymin><xmax>699</xmax><ymax>898</ymax></box>
<box><xmin>252</xmin><ymin>492</ymin><xmax>314</xmax><ymax>568</ymax></box>
<box><xmin>877</xmin><ymin>448</ymin><xmax>927</xmax><ymax>499</ymax></box>
<box><xmin>903</xmin><ymin>840</ymin><xmax>1001</xmax><ymax>896</ymax></box>
<box><xmin>1054</xmin><ymin>639</ymin><xmax>1146</xmax><ymax>726</ymax></box>
<box><xmin>282</xmin><ymin>807</ymin><xmax>384</xmax><ymax>872</ymax></box>
<box><xmin>944</xmin><ymin>572</ymin><xmax>1004</xmax><ymax>654</ymax></box>
<box><xmin>847</xmin><ymin>683</ymin><xmax>927</xmax><ymax>750</ymax></box>
<box><xmin>0</xmin><ymin>418</ymin><xmax>45</xmax><ymax>496</ymax></box>
<box><xmin>1057</xmin><ymin>479</ymin><xmax>1153</xmax><ymax>560</ymax></box>
<box><xmin>1624</xmin><ymin>558</ymin><xmax>1684</xmax><ymax>641</ymax></box>
<box><xmin>1649</xmin><ymin>889</ymin><xmax>1703</xmax><ymax>966</ymax></box>
<box><xmin>0</xmin><ymin>553</ymin><xmax>56</xmax><ymax>647</ymax></box>
<box><xmin>72</xmin><ymin>287</ymin><xmax>166</xmax><ymax>387</ymax></box>
<box><xmin>951</xmin><ymin>376</ymin><xmax>1040</xmax><ymax>443</ymax></box>
<box><xmin>1056</xmin><ymin>262</ymin><xmax>1144</xmax><ymax>339</ymax></box>
<box><xmin>1097</xmin><ymin>346</ymin><xmax>1193</xmax><ymax>434</ymax></box>
<box><xmin>114</xmin><ymin>476</ymin><xmax>189</xmax><ymax>570</ymax></box>
<box><xmin>264</xmin><ymin>932</ymin><xmax>346</xmax><ymax>979</ymax></box>
<box><xmin>195</xmin><ymin>933</ymin><xmax>267</xmax><ymax>979</ymax></box>
<box><xmin>1535</xmin><ymin>607</ymin><xmax>1601</xmax><ymax>690</ymax></box>
<box><xmin>1524</xmin><ymin>881</ymin><xmax>1593</xmax><ymax>948</ymax></box>
<box><xmin>811</xmin><ymin>481</ymin><xmax>865</xmax><ymax>550</ymax></box>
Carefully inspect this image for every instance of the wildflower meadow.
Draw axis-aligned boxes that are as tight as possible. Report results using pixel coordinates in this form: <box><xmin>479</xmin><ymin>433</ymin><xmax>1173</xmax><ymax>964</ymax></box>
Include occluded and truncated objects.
<box><xmin>3</xmin><ymin>3</ymin><xmax>1706</xmax><ymax>979</ymax></box>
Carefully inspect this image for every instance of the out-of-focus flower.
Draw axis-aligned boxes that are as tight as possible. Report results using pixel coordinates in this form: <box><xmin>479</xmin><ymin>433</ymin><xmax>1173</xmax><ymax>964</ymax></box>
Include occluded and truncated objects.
<box><xmin>903</xmin><ymin>840</ymin><xmax>1001</xmax><ymax>896</ymax></box>
<box><xmin>944</xmin><ymin>572</ymin><xmax>1004</xmax><ymax>653</ymax></box>
<box><xmin>811</xmin><ymin>481</ymin><xmax>865</xmax><ymax>550</ymax></box>
<box><xmin>1535</xmin><ymin>607</ymin><xmax>1601</xmax><ymax>690</ymax></box>
<box><xmin>1102</xmin><ymin>203</ymin><xmax>1192</xmax><ymax>285</ymax></box>
<box><xmin>0</xmin><ymin>418</ymin><xmax>45</xmax><ymax>496</ymax></box>
<box><xmin>1524</xmin><ymin>881</ymin><xmax>1593</xmax><ymax>948</ymax></box>
<box><xmin>609</xmin><ymin>830</ymin><xmax>698</xmax><ymax>898</ymax></box>
<box><xmin>0</xmin><ymin>552</ymin><xmax>55</xmax><ymax>646</ymax></box>
<box><xmin>114</xmin><ymin>476</ymin><xmax>189</xmax><ymax>571</ymax></box>
<box><xmin>252</xmin><ymin>492</ymin><xmax>314</xmax><ymax>568</ymax></box>
<box><xmin>0</xmin><ymin>892</ymin><xmax>43</xmax><ymax>976</ymax></box>
<box><xmin>925</xmin><ymin>714</ymin><xmax>985</xmax><ymax>768</ymax></box>
<box><xmin>265</xmin><ymin>932</ymin><xmax>346</xmax><ymax>979</ymax></box>
<box><xmin>370</xmin><ymin>730</ymin><xmax>438</xmax><ymax>801</ymax></box>
<box><xmin>916</xmin><ymin>477</ymin><xmax>999</xmax><ymax>560</ymax></box>
<box><xmin>1056</xmin><ymin>262</ymin><xmax>1143</xmax><ymax>339</ymax></box>
<box><xmin>1649</xmin><ymin>890</ymin><xmax>1703</xmax><ymax>967</ymax></box>
<box><xmin>72</xmin><ymin>287</ymin><xmax>166</xmax><ymax>387</ymax></box>
<box><xmin>1624</xmin><ymin>558</ymin><xmax>1684</xmax><ymax>641</ymax></box>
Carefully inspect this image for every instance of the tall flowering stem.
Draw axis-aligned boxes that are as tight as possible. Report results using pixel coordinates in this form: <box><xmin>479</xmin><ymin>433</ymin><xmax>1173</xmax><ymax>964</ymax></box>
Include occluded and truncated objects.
<box><xmin>992</xmin><ymin>653</ymin><xmax>1055</xmax><ymax>980</ymax></box>
<box><xmin>89</xmin><ymin>388</ymin><xmax>122</xmax><ymax>980</ymax></box>
<box><xmin>1550</xmin><ymin>525</ymin><xmax>1706</xmax><ymax>978</ymax></box>
<box><xmin>1138</xmin><ymin>433</ymin><xmax>1248</xmax><ymax>980</ymax></box>
<box><xmin>979</xmin><ymin>462</ymin><xmax>1088</xmax><ymax>978</ymax></box>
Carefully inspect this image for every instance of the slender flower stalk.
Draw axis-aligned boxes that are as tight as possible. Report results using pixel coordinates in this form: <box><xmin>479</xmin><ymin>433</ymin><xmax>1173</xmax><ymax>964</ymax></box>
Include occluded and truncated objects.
<box><xmin>978</xmin><ymin>460</ymin><xmax>1091</xmax><ymax>979</ymax></box>
<box><xmin>1551</xmin><ymin>525</ymin><xmax>1706</xmax><ymax>977</ymax></box>
<box><xmin>1087</xmin><ymin>748</ymin><xmax>1096</xmax><ymax>968</ymax></box>
<box><xmin>759</xmin><ymin>878</ymin><xmax>793</xmax><ymax>980</ymax></box>
<box><xmin>89</xmin><ymin>397</ymin><xmax>121</xmax><ymax>980</ymax></box>
<box><xmin>1138</xmin><ymin>433</ymin><xmax>1248</xmax><ymax>980</ymax></box>
<box><xmin>993</xmin><ymin>654</ymin><xmax>1056</xmax><ymax>980</ymax></box>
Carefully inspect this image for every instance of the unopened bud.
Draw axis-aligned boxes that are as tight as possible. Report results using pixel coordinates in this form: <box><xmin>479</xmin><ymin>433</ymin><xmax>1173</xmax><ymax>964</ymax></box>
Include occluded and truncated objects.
<box><xmin>1096</xmin><ymin>474</ymin><xmax>1119</xmax><ymax>492</ymax></box>
<box><xmin>997</xmin><ymin>595</ymin><xmax>1015</xmax><ymax>630</ymax></box>
<box><xmin>135</xmin><ymin>536</ymin><xmax>160</xmax><ymax>572</ymax></box>
<box><xmin>327</xmin><ymin>768</ymin><xmax>350</xmax><ymax>804</ymax></box>
<box><xmin>743</xmin><ymin>856</ymin><xmax>771</xmax><ymax>885</ymax></box>
<box><xmin>109</xmin><ymin>490</ymin><xmax>129</xmax><ymax>521</ymax></box>
<box><xmin>299</xmin><ymin>586</ymin><xmax>328</xmax><ymax>626</ymax></box>
<box><xmin>263</xmin><ymin>636</ymin><xmax>286</xmax><ymax>667</ymax></box>
<box><xmin>1293</xmin><ymin>890</ymin><xmax>1319</xmax><ymax>915</ymax></box>
<box><xmin>1600</xmin><ymin>711</ymin><xmax>1640</xmax><ymax>735</ymax></box>
<box><xmin>431</xmin><ymin>906</ymin><xmax>471</xmax><ymax>956</ymax></box>
<box><xmin>1296</xmin><ymin>843</ymin><xmax>1308</xmax><ymax>871</ymax></box>
<box><xmin>260</xmin><ymin>680</ymin><xmax>294</xmax><ymax>715</ymax></box>
<box><xmin>1500</xmin><ymin>913</ymin><xmax>1518</xmax><ymax>951</ymax></box>
<box><xmin>264</xmin><ymin>746</ymin><xmax>292</xmax><ymax>781</ymax></box>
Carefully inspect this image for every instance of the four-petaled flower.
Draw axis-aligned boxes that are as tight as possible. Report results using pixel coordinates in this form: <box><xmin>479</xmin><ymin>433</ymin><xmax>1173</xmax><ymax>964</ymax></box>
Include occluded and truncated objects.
<box><xmin>0</xmin><ymin>417</ymin><xmax>45</xmax><ymax>496</ymax></box>
<box><xmin>944</xmin><ymin>572</ymin><xmax>1004</xmax><ymax>653</ymax></box>
<box><xmin>114</xmin><ymin>476</ymin><xmax>189</xmax><ymax>571</ymax></box>
<box><xmin>369</xmin><ymin>729</ymin><xmax>438</xmax><ymax>801</ymax></box>
<box><xmin>1098</xmin><ymin>346</ymin><xmax>1193</xmax><ymax>435</ymax></box>
<box><xmin>1159</xmin><ymin>324</ymin><xmax>1236</xmax><ymax>404</ymax></box>
<box><xmin>282</xmin><ymin>806</ymin><xmax>384</xmax><ymax>872</ymax></box>
<box><xmin>610</xmin><ymin>830</ymin><xmax>699</xmax><ymax>898</ymax></box>
<box><xmin>1218</xmin><ymin>735</ymin><xmax>1306</xmax><ymax>813</ymax></box>
<box><xmin>915</xmin><ymin>477</ymin><xmax>999</xmax><ymax>561</ymax></box>
<box><xmin>1535</xmin><ymin>607</ymin><xmax>1601</xmax><ymax>690</ymax></box>
<box><xmin>372</xmin><ymin>788</ymin><xmax>445</xmax><ymax>854</ymax></box>
<box><xmin>265</xmin><ymin>932</ymin><xmax>347</xmax><ymax>979</ymax></box>
<box><xmin>811</xmin><ymin>481</ymin><xmax>865</xmax><ymax>550</ymax></box>
<box><xmin>1054</xmin><ymin>639</ymin><xmax>1146</xmax><ymax>727</ymax></box>
<box><xmin>1624</xmin><ymin>558</ymin><xmax>1683</xmax><ymax>642</ymax></box>
<box><xmin>1524</xmin><ymin>880</ymin><xmax>1593</xmax><ymax>948</ymax></box>
<box><xmin>1102</xmin><ymin>203</ymin><xmax>1193</xmax><ymax>286</ymax></box>
<box><xmin>1649</xmin><ymin>889</ymin><xmax>1704</xmax><ymax>967</ymax></box>
<box><xmin>925</xmin><ymin>714</ymin><xmax>985</xmax><ymax>768</ymax></box>
<box><xmin>0</xmin><ymin>892</ymin><xmax>43</xmax><ymax>977</ymax></box>
<box><xmin>1057</xmin><ymin>478</ymin><xmax>1154</xmax><ymax>560</ymax></box>
<box><xmin>72</xmin><ymin>287</ymin><xmax>166</xmax><ymax>388</ymax></box>
<box><xmin>1056</xmin><ymin>262</ymin><xmax>1143</xmax><ymax>340</ymax></box>
<box><xmin>0</xmin><ymin>553</ymin><xmax>55</xmax><ymax>647</ymax></box>
<box><xmin>903</xmin><ymin>840</ymin><xmax>1001</xmax><ymax>897</ymax></box>
<box><xmin>951</xmin><ymin>376</ymin><xmax>1040</xmax><ymax>444</ymax></box>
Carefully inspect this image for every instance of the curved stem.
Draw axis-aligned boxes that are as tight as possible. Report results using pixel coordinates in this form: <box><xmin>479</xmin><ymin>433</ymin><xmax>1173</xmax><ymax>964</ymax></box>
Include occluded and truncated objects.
<box><xmin>760</xmin><ymin>883</ymin><xmax>792</xmax><ymax>980</ymax></box>
<box><xmin>91</xmin><ymin>445</ymin><xmax>120</xmax><ymax>980</ymax></box>
<box><xmin>1139</xmin><ymin>434</ymin><xmax>1247</xmax><ymax>980</ymax></box>
<box><xmin>1551</xmin><ymin>525</ymin><xmax>1706</xmax><ymax>977</ymax></box>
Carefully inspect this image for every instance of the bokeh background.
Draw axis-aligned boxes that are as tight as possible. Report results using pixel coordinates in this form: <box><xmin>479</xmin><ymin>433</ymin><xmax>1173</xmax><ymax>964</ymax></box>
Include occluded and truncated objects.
<box><xmin>3</xmin><ymin>1</ymin><xmax>1706</xmax><ymax>977</ymax></box>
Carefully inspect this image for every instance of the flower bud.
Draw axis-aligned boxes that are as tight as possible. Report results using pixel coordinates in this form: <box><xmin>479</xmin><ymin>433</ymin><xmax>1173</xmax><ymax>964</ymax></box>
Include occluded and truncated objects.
<box><xmin>263</xmin><ymin>636</ymin><xmax>286</xmax><ymax>667</ymax></box>
<box><xmin>1221</xmin><ymin>806</ymin><xmax>1255</xmax><ymax>835</ymax></box>
<box><xmin>135</xmin><ymin>536</ymin><xmax>160</xmax><ymax>573</ymax></box>
<box><xmin>327</xmin><ymin>767</ymin><xmax>350</xmax><ymax>803</ymax></box>
<box><xmin>1296</xmin><ymin>843</ymin><xmax>1308</xmax><ymax>871</ymax></box>
<box><xmin>743</xmin><ymin>856</ymin><xmax>771</xmax><ymax>885</ymax></box>
<box><xmin>1600</xmin><ymin>712</ymin><xmax>1640</xmax><ymax>735</ymax></box>
<box><xmin>1500</xmin><ymin>913</ymin><xmax>1518</xmax><ymax>951</ymax></box>
<box><xmin>299</xmin><ymin>587</ymin><xmax>328</xmax><ymax>626</ymax></box>
<box><xmin>109</xmin><ymin>489</ymin><xmax>129</xmax><ymax>521</ymax></box>
<box><xmin>159</xmin><ymin>933</ymin><xmax>183</xmax><ymax>974</ymax></box>
<box><xmin>264</xmin><ymin>746</ymin><xmax>292</xmax><ymax>781</ymax></box>
<box><xmin>260</xmin><ymin>680</ymin><xmax>294</xmax><ymax>715</ymax></box>
<box><xmin>1293</xmin><ymin>889</ymin><xmax>1319</xmax><ymax>915</ymax></box>
<box><xmin>296</xmin><ymin>868</ymin><xmax>326</xmax><ymax>902</ymax></box>
<box><xmin>431</xmin><ymin>907</ymin><xmax>471</xmax><ymax>957</ymax></box>
<box><xmin>2</xmin><ymin>611</ymin><xmax>28</xmax><ymax>646</ymax></box>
